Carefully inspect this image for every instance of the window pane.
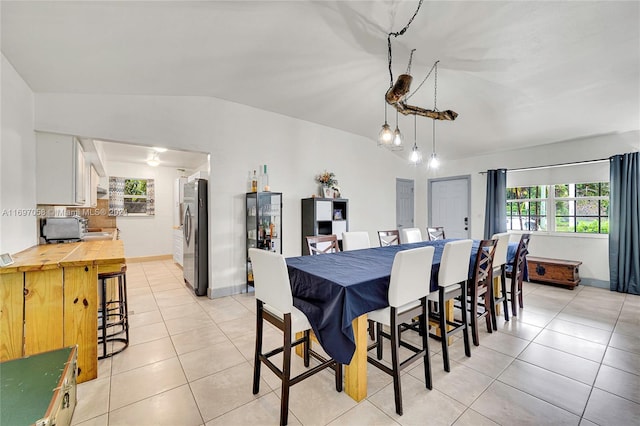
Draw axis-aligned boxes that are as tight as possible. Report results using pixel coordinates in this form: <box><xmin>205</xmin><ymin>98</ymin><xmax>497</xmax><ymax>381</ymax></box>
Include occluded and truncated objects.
<box><xmin>555</xmin><ymin>200</ymin><xmax>572</xmax><ymax>216</ymax></box>
<box><xmin>125</xmin><ymin>179</ymin><xmax>147</xmax><ymax>196</ymax></box>
<box><xmin>555</xmin><ymin>184</ymin><xmax>569</xmax><ymax>197</ymax></box>
<box><xmin>576</xmin><ymin>183</ymin><xmax>599</xmax><ymax>197</ymax></box>
<box><xmin>601</xmin><ymin>182</ymin><xmax>610</xmax><ymax>196</ymax></box>
<box><xmin>537</xmin><ymin>185</ymin><xmax>548</xmax><ymax>198</ymax></box>
<box><xmin>508</xmin><ymin>216</ymin><xmax>539</xmax><ymax>231</ymax></box>
<box><xmin>576</xmin><ymin>217</ymin><xmax>599</xmax><ymax>233</ymax></box>
<box><xmin>576</xmin><ymin>200</ymin><xmax>599</xmax><ymax>216</ymax></box>
<box><xmin>124</xmin><ymin>200</ymin><xmax>147</xmax><ymax>214</ymax></box>
<box><xmin>555</xmin><ymin>216</ymin><xmax>572</xmax><ymax>232</ymax></box>
<box><xmin>600</xmin><ymin>200</ymin><xmax>609</xmax><ymax>216</ymax></box>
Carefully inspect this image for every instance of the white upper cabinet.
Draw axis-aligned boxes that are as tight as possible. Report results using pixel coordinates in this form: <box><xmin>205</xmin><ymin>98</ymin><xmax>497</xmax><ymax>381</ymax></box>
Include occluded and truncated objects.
<box><xmin>36</xmin><ymin>132</ymin><xmax>86</xmax><ymax>205</ymax></box>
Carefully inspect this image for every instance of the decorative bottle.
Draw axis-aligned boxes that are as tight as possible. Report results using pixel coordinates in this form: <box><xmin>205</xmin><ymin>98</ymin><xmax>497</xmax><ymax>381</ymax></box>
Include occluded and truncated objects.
<box><xmin>262</xmin><ymin>164</ymin><xmax>270</xmax><ymax>191</ymax></box>
<box><xmin>251</xmin><ymin>170</ymin><xmax>258</xmax><ymax>192</ymax></box>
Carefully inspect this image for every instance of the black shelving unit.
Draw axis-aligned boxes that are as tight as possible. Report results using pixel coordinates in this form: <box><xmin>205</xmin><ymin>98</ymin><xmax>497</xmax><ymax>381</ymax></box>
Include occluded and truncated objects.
<box><xmin>301</xmin><ymin>197</ymin><xmax>349</xmax><ymax>255</ymax></box>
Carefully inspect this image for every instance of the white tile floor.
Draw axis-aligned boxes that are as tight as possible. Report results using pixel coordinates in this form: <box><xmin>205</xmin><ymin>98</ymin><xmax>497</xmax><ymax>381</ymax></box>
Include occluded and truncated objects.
<box><xmin>73</xmin><ymin>259</ymin><xmax>640</xmax><ymax>426</ymax></box>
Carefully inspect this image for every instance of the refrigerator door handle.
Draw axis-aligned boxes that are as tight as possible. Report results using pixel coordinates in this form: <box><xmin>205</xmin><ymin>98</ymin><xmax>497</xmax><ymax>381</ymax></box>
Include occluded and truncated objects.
<box><xmin>184</xmin><ymin>205</ymin><xmax>191</xmax><ymax>246</ymax></box>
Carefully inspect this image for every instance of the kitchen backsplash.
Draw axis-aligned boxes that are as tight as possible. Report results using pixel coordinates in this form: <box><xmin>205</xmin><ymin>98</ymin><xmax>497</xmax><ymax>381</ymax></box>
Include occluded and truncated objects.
<box><xmin>37</xmin><ymin>199</ymin><xmax>117</xmax><ymax>229</ymax></box>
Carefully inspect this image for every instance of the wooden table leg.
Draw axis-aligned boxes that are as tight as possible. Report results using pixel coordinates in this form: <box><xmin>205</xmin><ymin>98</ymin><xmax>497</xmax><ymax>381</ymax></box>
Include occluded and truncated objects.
<box><xmin>295</xmin><ymin>315</ymin><xmax>368</xmax><ymax>402</ymax></box>
<box><xmin>345</xmin><ymin>315</ymin><xmax>367</xmax><ymax>402</ymax></box>
<box><xmin>493</xmin><ymin>276</ymin><xmax>502</xmax><ymax>316</ymax></box>
<box><xmin>428</xmin><ymin>300</ymin><xmax>454</xmax><ymax>345</ymax></box>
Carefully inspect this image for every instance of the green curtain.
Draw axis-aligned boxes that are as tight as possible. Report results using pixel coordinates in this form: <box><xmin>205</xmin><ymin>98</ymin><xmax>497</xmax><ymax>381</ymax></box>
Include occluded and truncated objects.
<box><xmin>609</xmin><ymin>152</ymin><xmax>640</xmax><ymax>294</ymax></box>
<box><xmin>484</xmin><ymin>169</ymin><xmax>507</xmax><ymax>239</ymax></box>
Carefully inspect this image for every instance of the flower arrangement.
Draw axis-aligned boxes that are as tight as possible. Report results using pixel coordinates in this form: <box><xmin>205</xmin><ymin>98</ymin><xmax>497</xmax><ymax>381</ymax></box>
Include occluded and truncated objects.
<box><xmin>315</xmin><ymin>171</ymin><xmax>338</xmax><ymax>188</ymax></box>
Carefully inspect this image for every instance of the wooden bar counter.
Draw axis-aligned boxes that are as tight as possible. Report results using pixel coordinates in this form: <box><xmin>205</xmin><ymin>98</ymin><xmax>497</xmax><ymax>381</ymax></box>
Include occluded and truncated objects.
<box><xmin>0</xmin><ymin>239</ymin><xmax>125</xmax><ymax>383</ymax></box>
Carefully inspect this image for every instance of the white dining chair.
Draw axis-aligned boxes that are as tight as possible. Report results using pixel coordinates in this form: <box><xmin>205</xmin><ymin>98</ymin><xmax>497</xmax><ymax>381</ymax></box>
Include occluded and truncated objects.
<box><xmin>249</xmin><ymin>249</ymin><xmax>342</xmax><ymax>425</ymax></box>
<box><xmin>367</xmin><ymin>246</ymin><xmax>435</xmax><ymax>415</ymax></box>
<box><xmin>400</xmin><ymin>227</ymin><xmax>423</xmax><ymax>244</ymax></box>
<box><xmin>427</xmin><ymin>239</ymin><xmax>473</xmax><ymax>372</ymax></box>
<box><xmin>342</xmin><ymin>231</ymin><xmax>371</xmax><ymax>251</ymax></box>
<box><xmin>490</xmin><ymin>232</ymin><xmax>511</xmax><ymax>327</ymax></box>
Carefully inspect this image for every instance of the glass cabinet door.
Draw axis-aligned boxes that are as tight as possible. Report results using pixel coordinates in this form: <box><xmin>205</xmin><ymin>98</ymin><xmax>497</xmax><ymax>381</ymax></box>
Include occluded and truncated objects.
<box><xmin>246</xmin><ymin>192</ymin><xmax>282</xmax><ymax>290</ymax></box>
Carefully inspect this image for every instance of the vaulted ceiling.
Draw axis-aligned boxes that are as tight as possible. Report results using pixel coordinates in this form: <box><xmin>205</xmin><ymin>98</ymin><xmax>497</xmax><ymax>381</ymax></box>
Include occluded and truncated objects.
<box><xmin>2</xmin><ymin>1</ymin><xmax>638</xmax><ymax>160</ymax></box>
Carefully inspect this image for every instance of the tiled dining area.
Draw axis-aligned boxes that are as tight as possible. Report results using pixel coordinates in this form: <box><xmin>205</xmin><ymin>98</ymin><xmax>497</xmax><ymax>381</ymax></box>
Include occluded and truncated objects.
<box><xmin>71</xmin><ymin>259</ymin><xmax>640</xmax><ymax>426</ymax></box>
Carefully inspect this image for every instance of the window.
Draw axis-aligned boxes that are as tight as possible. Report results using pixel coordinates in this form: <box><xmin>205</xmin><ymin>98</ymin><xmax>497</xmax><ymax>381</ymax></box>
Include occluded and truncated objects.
<box><xmin>109</xmin><ymin>177</ymin><xmax>155</xmax><ymax>216</ymax></box>
<box><xmin>124</xmin><ymin>179</ymin><xmax>149</xmax><ymax>214</ymax></box>
<box><xmin>506</xmin><ymin>182</ymin><xmax>608</xmax><ymax>234</ymax></box>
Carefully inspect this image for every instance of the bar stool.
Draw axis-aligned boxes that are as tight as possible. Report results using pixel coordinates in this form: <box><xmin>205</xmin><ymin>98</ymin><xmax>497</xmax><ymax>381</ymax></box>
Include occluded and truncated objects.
<box><xmin>98</xmin><ymin>265</ymin><xmax>129</xmax><ymax>359</ymax></box>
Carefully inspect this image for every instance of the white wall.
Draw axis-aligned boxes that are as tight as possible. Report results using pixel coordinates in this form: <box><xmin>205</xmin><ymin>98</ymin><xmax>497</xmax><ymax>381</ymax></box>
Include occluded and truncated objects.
<box><xmin>0</xmin><ymin>54</ymin><xmax>37</xmax><ymax>254</ymax></box>
<box><xmin>33</xmin><ymin>93</ymin><xmax>638</xmax><ymax>291</ymax></box>
<box><xmin>34</xmin><ymin>93</ymin><xmax>413</xmax><ymax>296</ymax></box>
<box><xmin>105</xmin><ymin>161</ymin><xmax>176</xmax><ymax>258</ymax></box>
<box><xmin>419</xmin><ymin>131</ymin><xmax>639</xmax><ymax>284</ymax></box>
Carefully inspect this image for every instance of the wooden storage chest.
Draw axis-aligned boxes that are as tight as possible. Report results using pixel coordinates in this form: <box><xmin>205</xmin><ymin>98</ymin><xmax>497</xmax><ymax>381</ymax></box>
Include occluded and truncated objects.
<box><xmin>527</xmin><ymin>256</ymin><xmax>582</xmax><ymax>289</ymax></box>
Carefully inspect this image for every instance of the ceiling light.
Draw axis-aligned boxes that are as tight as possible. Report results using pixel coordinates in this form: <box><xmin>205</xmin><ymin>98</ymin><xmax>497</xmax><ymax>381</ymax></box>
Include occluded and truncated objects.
<box><xmin>428</xmin><ymin>118</ymin><xmax>439</xmax><ymax>169</ymax></box>
<box><xmin>147</xmin><ymin>152</ymin><xmax>160</xmax><ymax>167</ymax></box>
<box><xmin>378</xmin><ymin>0</ymin><xmax>457</xmax><ymax>158</ymax></box>
<box><xmin>378</xmin><ymin>101</ymin><xmax>393</xmax><ymax>146</ymax></box>
<box><xmin>391</xmin><ymin>109</ymin><xmax>404</xmax><ymax>151</ymax></box>
<box><xmin>152</xmin><ymin>147</ymin><xmax>168</xmax><ymax>152</ymax></box>
<box><xmin>409</xmin><ymin>115</ymin><xmax>422</xmax><ymax>165</ymax></box>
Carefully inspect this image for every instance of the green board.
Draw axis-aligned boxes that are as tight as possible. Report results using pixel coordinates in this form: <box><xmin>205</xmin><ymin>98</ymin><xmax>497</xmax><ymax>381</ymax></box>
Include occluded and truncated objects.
<box><xmin>0</xmin><ymin>347</ymin><xmax>74</xmax><ymax>426</ymax></box>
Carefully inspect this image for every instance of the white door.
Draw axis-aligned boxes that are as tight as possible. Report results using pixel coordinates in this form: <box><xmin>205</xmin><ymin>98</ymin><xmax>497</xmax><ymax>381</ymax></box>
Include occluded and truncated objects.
<box><xmin>429</xmin><ymin>176</ymin><xmax>470</xmax><ymax>238</ymax></box>
<box><xmin>396</xmin><ymin>178</ymin><xmax>414</xmax><ymax>231</ymax></box>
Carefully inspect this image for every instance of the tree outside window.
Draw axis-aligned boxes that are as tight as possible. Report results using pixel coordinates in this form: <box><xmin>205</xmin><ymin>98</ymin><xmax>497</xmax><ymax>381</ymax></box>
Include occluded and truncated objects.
<box><xmin>124</xmin><ymin>179</ymin><xmax>148</xmax><ymax>214</ymax></box>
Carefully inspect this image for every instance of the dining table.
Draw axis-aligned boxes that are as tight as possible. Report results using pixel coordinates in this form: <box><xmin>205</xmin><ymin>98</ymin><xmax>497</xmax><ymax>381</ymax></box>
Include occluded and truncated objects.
<box><xmin>286</xmin><ymin>239</ymin><xmax>519</xmax><ymax>402</ymax></box>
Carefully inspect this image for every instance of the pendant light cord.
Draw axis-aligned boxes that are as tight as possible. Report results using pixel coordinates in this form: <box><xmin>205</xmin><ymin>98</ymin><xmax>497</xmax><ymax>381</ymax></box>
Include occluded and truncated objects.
<box><xmin>387</xmin><ymin>0</ymin><xmax>424</xmax><ymax>87</ymax></box>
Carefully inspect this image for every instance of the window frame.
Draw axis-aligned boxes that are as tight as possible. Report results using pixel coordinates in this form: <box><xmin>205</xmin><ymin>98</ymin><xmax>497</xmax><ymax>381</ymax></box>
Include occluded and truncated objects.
<box><xmin>506</xmin><ymin>182</ymin><xmax>609</xmax><ymax>235</ymax></box>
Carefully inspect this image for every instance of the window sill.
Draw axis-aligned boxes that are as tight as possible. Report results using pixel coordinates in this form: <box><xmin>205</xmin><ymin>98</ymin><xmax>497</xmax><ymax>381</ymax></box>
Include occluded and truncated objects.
<box><xmin>509</xmin><ymin>230</ymin><xmax>608</xmax><ymax>239</ymax></box>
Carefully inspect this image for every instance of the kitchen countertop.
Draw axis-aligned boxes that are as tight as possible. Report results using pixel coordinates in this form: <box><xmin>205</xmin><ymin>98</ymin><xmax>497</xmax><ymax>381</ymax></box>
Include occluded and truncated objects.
<box><xmin>0</xmin><ymin>239</ymin><xmax>125</xmax><ymax>274</ymax></box>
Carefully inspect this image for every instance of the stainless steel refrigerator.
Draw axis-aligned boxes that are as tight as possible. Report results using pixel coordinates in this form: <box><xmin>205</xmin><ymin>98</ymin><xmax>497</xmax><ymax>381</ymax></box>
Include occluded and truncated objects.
<box><xmin>183</xmin><ymin>178</ymin><xmax>209</xmax><ymax>296</ymax></box>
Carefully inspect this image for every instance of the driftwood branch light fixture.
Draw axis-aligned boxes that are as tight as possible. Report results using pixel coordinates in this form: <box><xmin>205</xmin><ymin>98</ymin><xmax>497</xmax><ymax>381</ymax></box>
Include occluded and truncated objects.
<box><xmin>378</xmin><ymin>0</ymin><xmax>458</xmax><ymax>164</ymax></box>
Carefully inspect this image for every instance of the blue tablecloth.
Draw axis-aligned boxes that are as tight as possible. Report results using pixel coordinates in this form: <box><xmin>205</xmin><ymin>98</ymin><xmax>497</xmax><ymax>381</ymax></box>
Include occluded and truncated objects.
<box><xmin>286</xmin><ymin>239</ymin><xmax>518</xmax><ymax>364</ymax></box>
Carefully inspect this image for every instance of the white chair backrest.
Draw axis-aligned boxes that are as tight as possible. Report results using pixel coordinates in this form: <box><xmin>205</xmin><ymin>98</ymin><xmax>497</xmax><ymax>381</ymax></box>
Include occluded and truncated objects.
<box><xmin>438</xmin><ymin>239</ymin><xmax>473</xmax><ymax>287</ymax></box>
<box><xmin>491</xmin><ymin>232</ymin><xmax>510</xmax><ymax>268</ymax></box>
<box><xmin>388</xmin><ymin>246</ymin><xmax>434</xmax><ymax>307</ymax></box>
<box><xmin>401</xmin><ymin>227</ymin><xmax>423</xmax><ymax>244</ymax></box>
<box><xmin>249</xmin><ymin>248</ymin><xmax>293</xmax><ymax>314</ymax></box>
<box><xmin>342</xmin><ymin>231</ymin><xmax>371</xmax><ymax>251</ymax></box>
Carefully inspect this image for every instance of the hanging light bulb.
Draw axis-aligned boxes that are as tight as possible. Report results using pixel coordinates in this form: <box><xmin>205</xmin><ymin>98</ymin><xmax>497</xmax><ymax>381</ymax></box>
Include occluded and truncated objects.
<box><xmin>378</xmin><ymin>101</ymin><xmax>393</xmax><ymax>146</ymax></box>
<box><xmin>392</xmin><ymin>127</ymin><xmax>402</xmax><ymax>146</ymax></box>
<box><xmin>391</xmin><ymin>109</ymin><xmax>404</xmax><ymax>150</ymax></box>
<box><xmin>379</xmin><ymin>123</ymin><xmax>393</xmax><ymax>145</ymax></box>
<box><xmin>409</xmin><ymin>115</ymin><xmax>422</xmax><ymax>165</ymax></box>
<box><xmin>428</xmin><ymin>118</ymin><xmax>439</xmax><ymax>169</ymax></box>
<box><xmin>428</xmin><ymin>152</ymin><xmax>439</xmax><ymax>168</ymax></box>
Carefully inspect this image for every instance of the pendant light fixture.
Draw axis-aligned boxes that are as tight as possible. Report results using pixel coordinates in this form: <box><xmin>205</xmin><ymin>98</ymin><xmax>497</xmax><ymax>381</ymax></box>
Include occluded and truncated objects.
<box><xmin>377</xmin><ymin>0</ymin><xmax>458</xmax><ymax>156</ymax></box>
<box><xmin>391</xmin><ymin>109</ymin><xmax>404</xmax><ymax>150</ymax></box>
<box><xmin>428</xmin><ymin>118</ymin><xmax>439</xmax><ymax>169</ymax></box>
<box><xmin>409</xmin><ymin>115</ymin><xmax>422</xmax><ymax>165</ymax></box>
<box><xmin>428</xmin><ymin>62</ymin><xmax>440</xmax><ymax>169</ymax></box>
<box><xmin>378</xmin><ymin>100</ymin><xmax>393</xmax><ymax>146</ymax></box>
